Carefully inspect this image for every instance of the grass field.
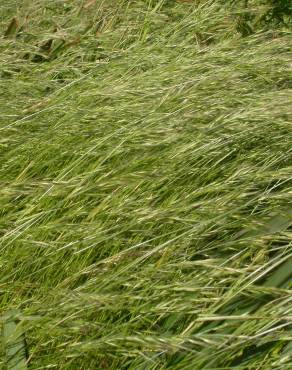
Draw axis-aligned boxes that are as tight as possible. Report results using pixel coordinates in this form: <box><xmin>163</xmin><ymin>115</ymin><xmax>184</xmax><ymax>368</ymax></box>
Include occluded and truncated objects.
<box><xmin>0</xmin><ymin>1</ymin><xmax>292</xmax><ymax>369</ymax></box>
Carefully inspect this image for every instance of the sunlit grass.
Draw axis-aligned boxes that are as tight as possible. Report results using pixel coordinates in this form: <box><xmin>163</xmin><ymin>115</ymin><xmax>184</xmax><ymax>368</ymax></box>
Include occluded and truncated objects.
<box><xmin>0</xmin><ymin>1</ymin><xmax>291</xmax><ymax>368</ymax></box>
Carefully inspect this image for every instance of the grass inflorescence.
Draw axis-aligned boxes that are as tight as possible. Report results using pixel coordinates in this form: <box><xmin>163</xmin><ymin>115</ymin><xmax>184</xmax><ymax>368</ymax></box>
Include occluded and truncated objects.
<box><xmin>0</xmin><ymin>0</ymin><xmax>291</xmax><ymax>369</ymax></box>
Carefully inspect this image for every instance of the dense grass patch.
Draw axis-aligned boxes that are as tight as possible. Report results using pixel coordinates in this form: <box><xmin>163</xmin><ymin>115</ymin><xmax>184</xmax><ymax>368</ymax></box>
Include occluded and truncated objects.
<box><xmin>0</xmin><ymin>0</ymin><xmax>291</xmax><ymax>369</ymax></box>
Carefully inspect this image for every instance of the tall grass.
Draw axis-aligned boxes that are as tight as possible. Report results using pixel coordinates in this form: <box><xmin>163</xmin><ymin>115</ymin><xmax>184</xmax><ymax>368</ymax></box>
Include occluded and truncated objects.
<box><xmin>0</xmin><ymin>0</ymin><xmax>291</xmax><ymax>368</ymax></box>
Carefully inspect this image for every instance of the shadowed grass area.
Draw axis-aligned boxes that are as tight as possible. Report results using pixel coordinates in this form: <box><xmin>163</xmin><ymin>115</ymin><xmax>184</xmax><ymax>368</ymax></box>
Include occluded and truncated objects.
<box><xmin>0</xmin><ymin>0</ymin><xmax>291</xmax><ymax>369</ymax></box>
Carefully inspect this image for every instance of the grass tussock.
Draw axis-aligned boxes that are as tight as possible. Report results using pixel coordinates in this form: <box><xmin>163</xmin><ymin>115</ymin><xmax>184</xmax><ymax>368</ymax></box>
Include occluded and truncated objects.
<box><xmin>0</xmin><ymin>0</ymin><xmax>291</xmax><ymax>369</ymax></box>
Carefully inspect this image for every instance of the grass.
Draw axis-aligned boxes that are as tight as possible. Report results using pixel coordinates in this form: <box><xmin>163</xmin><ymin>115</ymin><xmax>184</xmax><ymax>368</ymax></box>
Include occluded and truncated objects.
<box><xmin>0</xmin><ymin>0</ymin><xmax>291</xmax><ymax>368</ymax></box>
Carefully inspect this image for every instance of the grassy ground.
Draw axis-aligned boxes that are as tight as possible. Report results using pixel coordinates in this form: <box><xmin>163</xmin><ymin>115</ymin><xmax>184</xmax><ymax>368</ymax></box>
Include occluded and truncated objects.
<box><xmin>0</xmin><ymin>1</ymin><xmax>291</xmax><ymax>369</ymax></box>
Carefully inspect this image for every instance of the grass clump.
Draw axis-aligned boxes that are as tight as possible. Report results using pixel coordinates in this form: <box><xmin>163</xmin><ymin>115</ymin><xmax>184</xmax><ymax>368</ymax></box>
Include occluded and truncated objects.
<box><xmin>228</xmin><ymin>0</ymin><xmax>292</xmax><ymax>36</ymax></box>
<box><xmin>0</xmin><ymin>0</ymin><xmax>291</xmax><ymax>369</ymax></box>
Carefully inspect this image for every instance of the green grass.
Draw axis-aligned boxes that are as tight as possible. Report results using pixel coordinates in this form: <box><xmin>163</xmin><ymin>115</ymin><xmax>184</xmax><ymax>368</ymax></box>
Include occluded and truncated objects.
<box><xmin>0</xmin><ymin>0</ymin><xmax>291</xmax><ymax>368</ymax></box>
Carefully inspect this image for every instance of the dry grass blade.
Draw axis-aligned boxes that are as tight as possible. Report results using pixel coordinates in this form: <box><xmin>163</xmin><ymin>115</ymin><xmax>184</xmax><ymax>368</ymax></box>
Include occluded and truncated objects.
<box><xmin>3</xmin><ymin>17</ymin><xmax>19</xmax><ymax>38</ymax></box>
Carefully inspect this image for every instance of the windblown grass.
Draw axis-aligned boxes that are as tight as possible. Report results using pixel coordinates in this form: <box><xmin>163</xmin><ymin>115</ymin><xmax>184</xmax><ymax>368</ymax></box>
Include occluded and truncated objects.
<box><xmin>0</xmin><ymin>0</ymin><xmax>291</xmax><ymax>369</ymax></box>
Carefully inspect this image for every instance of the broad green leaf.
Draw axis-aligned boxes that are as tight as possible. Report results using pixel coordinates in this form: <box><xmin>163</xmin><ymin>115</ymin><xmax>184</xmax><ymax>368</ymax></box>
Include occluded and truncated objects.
<box><xmin>2</xmin><ymin>310</ymin><xmax>27</xmax><ymax>370</ymax></box>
